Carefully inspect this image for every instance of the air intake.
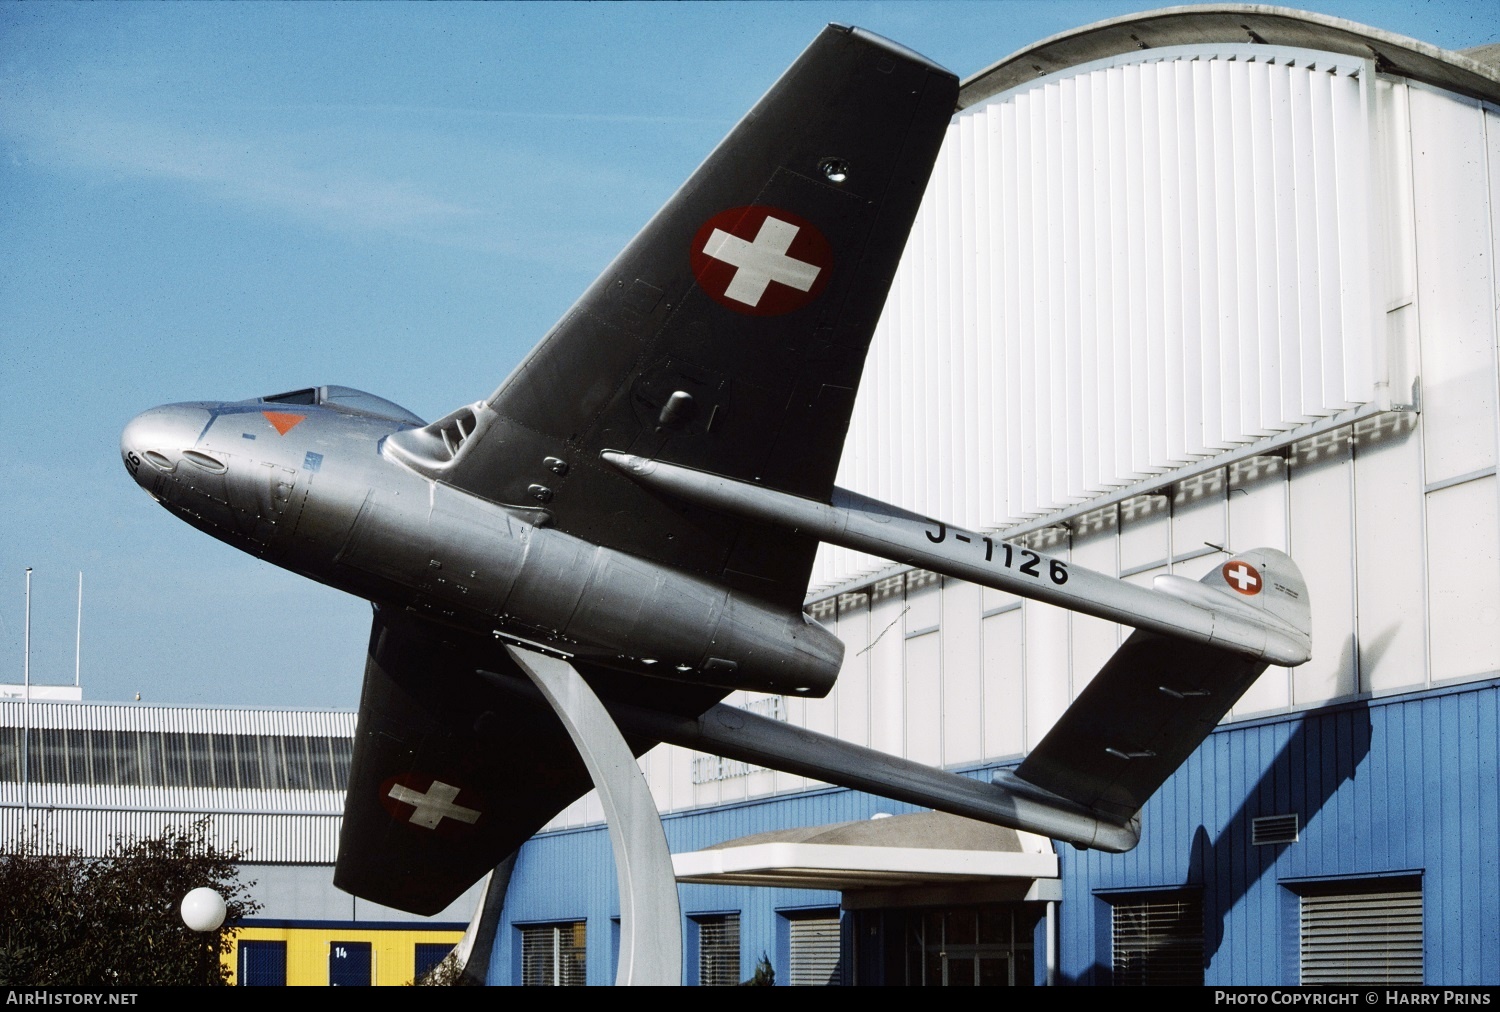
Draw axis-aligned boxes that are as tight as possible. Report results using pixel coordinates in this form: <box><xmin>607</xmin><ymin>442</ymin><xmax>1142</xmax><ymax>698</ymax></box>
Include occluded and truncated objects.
<box><xmin>383</xmin><ymin>403</ymin><xmax>484</xmax><ymax>474</ymax></box>
<box><xmin>1252</xmin><ymin>813</ymin><xmax>1299</xmax><ymax>846</ymax></box>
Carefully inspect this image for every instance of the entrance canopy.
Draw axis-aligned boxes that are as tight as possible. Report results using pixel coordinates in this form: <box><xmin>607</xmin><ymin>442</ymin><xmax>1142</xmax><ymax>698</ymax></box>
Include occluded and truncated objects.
<box><xmin>672</xmin><ymin>811</ymin><xmax>1059</xmax><ymax>891</ymax></box>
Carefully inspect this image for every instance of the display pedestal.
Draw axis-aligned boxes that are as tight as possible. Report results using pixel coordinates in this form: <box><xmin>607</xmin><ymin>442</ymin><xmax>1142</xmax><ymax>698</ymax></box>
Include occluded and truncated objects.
<box><xmin>506</xmin><ymin>646</ymin><xmax>683</xmax><ymax>986</ymax></box>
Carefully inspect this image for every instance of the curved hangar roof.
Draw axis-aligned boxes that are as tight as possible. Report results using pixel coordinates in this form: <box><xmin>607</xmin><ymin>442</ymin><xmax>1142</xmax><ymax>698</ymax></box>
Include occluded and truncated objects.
<box><xmin>959</xmin><ymin>3</ymin><xmax>1500</xmax><ymax>110</ymax></box>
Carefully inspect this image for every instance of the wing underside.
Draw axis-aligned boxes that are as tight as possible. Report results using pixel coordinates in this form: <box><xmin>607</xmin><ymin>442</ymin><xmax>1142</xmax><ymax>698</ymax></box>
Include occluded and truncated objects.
<box><xmin>334</xmin><ymin>607</ymin><xmax>721</xmax><ymax>916</ymax></box>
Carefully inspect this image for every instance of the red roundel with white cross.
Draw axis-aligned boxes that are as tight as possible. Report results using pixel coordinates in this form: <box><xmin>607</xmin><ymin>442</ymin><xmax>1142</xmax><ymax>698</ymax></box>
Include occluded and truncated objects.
<box><xmin>1222</xmin><ymin>560</ymin><xmax>1263</xmax><ymax>596</ymax></box>
<box><xmin>380</xmin><ymin>772</ymin><xmax>484</xmax><ymax>836</ymax></box>
<box><xmin>691</xmin><ymin>205</ymin><xmax>833</xmax><ymax>316</ymax></box>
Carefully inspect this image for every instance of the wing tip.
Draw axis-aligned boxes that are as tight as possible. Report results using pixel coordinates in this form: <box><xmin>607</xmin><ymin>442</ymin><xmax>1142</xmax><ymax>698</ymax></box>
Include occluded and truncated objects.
<box><xmin>839</xmin><ymin>24</ymin><xmax>958</xmax><ymax>79</ymax></box>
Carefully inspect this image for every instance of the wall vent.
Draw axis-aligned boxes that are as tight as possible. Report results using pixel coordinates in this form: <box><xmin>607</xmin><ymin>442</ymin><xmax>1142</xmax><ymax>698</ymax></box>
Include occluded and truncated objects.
<box><xmin>1253</xmin><ymin>813</ymin><xmax>1300</xmax><ymax>846</ymax></box>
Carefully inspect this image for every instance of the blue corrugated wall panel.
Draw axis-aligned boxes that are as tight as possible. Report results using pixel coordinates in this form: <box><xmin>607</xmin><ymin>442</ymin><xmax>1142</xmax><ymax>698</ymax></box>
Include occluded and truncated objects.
<box><xmin>1060</xmin><ymin>679</ymin><xmax>1500</xmax><ymax>985</ymax></box>
<box><xmin>487</xmin><ymin>680</ymin><xmax>1499</xmax><ymax>985</ymax></box>
<box><xmin>489</xmin><ymin>785</ymin><xmax>928</xmax><ymax>985</ymax></box>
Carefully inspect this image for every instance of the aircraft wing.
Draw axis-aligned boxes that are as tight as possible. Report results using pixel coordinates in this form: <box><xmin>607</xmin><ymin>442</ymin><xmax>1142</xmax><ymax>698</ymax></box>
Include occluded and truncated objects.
<box><xmin>333</xmin><ymin>607</ymin><xmax>721</xmax><ymax>916</ymax></box>
<box><xmin>1000</xmin><ymin>549</ymin><xmax>1312</xmax><ymax>825</ymax></box>
<box><xmin>412</xmin><ymin>27</ymin><xmax>958</xmax><ymax>609</ymax></box>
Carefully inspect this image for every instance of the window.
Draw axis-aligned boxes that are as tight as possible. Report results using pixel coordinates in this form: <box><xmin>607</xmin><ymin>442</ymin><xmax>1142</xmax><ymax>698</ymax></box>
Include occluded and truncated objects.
<box><xmin>1</xmin><ymin>727</ymin><xmax>351</xmax><ymax>791</ymax></box>
<box><xmin>786</xmin><ymin>911</ymin><xmax>843</xmax><ymax>986</ymax></box>
<box><xmin>1300</xmin><ymin>879</ymin><xmax>1422</xmax><ymax>984</ymax></box>
<box><xmin>520</xmin><ymin>921</ymin><xmax>587</xmax><ymax>986</ymax></box>
<box><xmin>328</xmin><ymin>941</ymin><xmax>372</xmax><ymax>986</ymax></box>
<box><xmin>898</xmin><ymin>904</ymin><xmax>1037</xmax><ymax>986</ymax></box>
<box><xmin>211</xmin><ymin>732</ymin><xmax>238</xmax><ymax>788</ymax></box>
<box><xmin>414</xmin><ymin>943</ymin><xmax>452</xmax><ymax>982</ymax></box>
<box><xmin>695</xmin><ymin>913</ymin><xmax>741</xmax><ymax>986</ymax></box>
<box><xmin>163</xmin><ymin>732</ymin><xmax>190</xmax><ymax>786</ymax></box>
<box><xmin>283</xmin><ymin>735</ymin><xmax>312</xmax><ymax>789</ymax></box>
<box><xmin>0</xmin><ymin>726</ymin><xmax>18</xmax><ymax>780</ymax></box>
<box><xmin>238</xmin><ymin>940</ymin><xmax>287</xmax><ymax>986</ymax></box>
<box><xmin>1111</xmin><ymin>891</ymin><xmax>1204</xmax><ymax>986</ymax></box>
<box><xmin>263</xmin><ymin>388</ymin><xmax>318</xmax><ymax>406</ymax></box>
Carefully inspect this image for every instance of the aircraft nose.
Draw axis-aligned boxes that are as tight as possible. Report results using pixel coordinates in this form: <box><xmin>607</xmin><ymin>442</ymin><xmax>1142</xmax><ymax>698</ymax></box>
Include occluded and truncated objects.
<box><xmin>120</xmin><ymin>404</ymin><xmax>212</xmax><ymax>487</ymax></box>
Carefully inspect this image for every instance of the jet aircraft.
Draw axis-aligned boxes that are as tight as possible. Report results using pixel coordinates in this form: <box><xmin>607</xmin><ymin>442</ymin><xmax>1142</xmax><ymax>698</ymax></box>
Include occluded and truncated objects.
<box><xmin>122</xmin><ymin>27</ymin><xmax>1311</xmax><ymax>916</ymax></box>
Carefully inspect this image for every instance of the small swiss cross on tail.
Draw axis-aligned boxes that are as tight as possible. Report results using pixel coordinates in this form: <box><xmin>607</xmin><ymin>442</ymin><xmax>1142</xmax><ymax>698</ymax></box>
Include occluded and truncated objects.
<box><xmin>691</xmin><ymin>205</ymin><xmax>833</xmax><ymax>316</ymax></box>
<box><xmin>1222</xmin><ymin>560</ymin><xmax>1263</xmax><ymax>596</ymax></box>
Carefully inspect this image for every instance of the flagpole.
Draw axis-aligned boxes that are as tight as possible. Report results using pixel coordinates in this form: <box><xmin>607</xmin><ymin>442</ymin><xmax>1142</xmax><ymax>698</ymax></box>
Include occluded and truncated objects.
<box><xmin>75</xmin><ymin>571</ymin><xmax>83</xmax><ymax>688</ymax></box>
<box><xmin>22</xmin><ymin>567</ymin><xmax>31</xmax><ymax>814</ymax></box>
<box><xmin>23</xmin><ymin>567</ymin><xmax>31</xmax><ymax>695</ymax></box>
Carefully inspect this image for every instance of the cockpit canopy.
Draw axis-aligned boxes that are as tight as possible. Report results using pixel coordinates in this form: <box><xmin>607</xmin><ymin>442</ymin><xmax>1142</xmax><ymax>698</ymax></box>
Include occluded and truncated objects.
<box><xmin>261</xmin><ymin>385</ymin><xmax>426</xmax><ymax>426</ymax></box>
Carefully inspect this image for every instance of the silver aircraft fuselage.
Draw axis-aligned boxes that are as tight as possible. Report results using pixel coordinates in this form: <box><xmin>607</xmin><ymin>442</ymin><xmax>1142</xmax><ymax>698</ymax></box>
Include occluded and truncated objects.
<box><xmin>120</xmin><ymin>388</ymin><xmax>843</xmax><ymax>697</ymax></box>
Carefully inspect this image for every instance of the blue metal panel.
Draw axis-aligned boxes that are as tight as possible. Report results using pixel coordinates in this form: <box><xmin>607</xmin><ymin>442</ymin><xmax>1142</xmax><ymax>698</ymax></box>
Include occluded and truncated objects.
<box><xmin>488</xmin><ymin>680</ymin><xmax>1500</xmax><ymax>985</ymax></box>
<box><xmin>1426</xmin><ymin>694</ymin><xmax>1449</xmax><ymax>982</ymax></box>
<box><xmin>1458</xmin><ymin>695</ymin><xmax>1481</xmax><ymax>977</ymax></box>
<box><xmin>1057</xmin><ymin>679</ymin><xmax>1500</xmax><ymax>985</ymax></box>
<box><xmin>238</xmin><ymin>940</ymin><xmax>287</xmax><ymax>987</ymax></box>
<box><xmin>490</xmin><ymin>787</ymin><xmax>901</xmax><ymax>984</ymax></box>
<box><xmin>328</xmin><ymin>940</ymin><xmax>371</xmax><ymax>986</ymax></box>
<box><xmin>682</xmin><ymin>914</ymin><xmax>703</xmax><ymax>985</ymax></box>
<box><xmin>1479</xmin><ymin>690</ymin><xmax>1500</xmax><ymax>977</ymax></box>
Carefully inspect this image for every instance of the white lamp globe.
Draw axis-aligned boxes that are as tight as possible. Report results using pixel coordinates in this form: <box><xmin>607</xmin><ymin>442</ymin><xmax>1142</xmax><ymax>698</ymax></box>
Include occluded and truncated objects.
<box><xmin>181</xmin><ymin>887</ymin><xmax>227</xmax><ymax>932</ymax></box>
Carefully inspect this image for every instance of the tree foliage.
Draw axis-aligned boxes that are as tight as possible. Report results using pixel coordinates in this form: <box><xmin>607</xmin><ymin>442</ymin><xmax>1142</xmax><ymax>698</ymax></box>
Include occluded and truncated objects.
<box><xmin>741</xmin><ymin>952</ymin><xmax>775</xmax><ymax>986</ymax></box>
<box><xmin>410</xmin><ymin>951</ymin><xmax>480</xmax><ymax>986</ymax></box>
<box><xmin>0</xmin><ymin>819</ymin><xmax>259</xmax><ymax>986</ymax></box>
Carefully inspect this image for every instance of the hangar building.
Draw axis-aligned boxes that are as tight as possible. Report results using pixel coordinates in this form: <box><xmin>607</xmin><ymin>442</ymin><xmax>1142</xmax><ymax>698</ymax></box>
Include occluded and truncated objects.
<box><xmin>484</xmin><ymin>5</ymin><xmax>1500</xmax><ymax>986</ymax></box>
<box><xmin>0</xmin><ymin>698</ymin><xmax>476</xmax><ymax>985</ymax></box>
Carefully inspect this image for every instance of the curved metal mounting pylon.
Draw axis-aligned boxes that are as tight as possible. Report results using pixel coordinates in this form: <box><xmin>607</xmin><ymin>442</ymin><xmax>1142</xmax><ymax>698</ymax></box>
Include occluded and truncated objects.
<box><xmin>506</xmin><ymin>645</ymin><xmax>683</xmax><ymax>986</ymax></box>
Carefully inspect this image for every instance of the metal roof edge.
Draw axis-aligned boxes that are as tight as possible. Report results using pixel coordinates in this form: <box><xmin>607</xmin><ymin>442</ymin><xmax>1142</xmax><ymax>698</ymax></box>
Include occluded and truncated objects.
<box><xmin>959</xmin><ymin>4</ymin><xmax>1500</xmax><ymax>109</ymax></box>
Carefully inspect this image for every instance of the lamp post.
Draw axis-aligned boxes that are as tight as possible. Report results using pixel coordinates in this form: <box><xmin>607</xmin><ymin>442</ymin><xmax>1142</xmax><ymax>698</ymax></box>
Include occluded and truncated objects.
<box><xmin>181</xmin><ymin>887</ymin><xmax>227</xmax><ymax>985</ymax></box>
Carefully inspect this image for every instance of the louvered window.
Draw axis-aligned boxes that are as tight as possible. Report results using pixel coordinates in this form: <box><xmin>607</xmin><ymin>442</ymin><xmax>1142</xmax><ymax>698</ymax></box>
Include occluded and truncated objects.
<box><xmin>1111</xmin><ymin>891</ymin><xmax>1204</xmax><ymax>985</ymax></box>
<box><xmin>1300</xmin><ymin>881</ymin><xmax>1422</xmax><ymax>984</ymax></box>
<box><xmin>2</xmin><ymin>726</ymin><xmax>350</xmax><ymax>791</ymax></box>
<box><xmin>520</xmin><ymin>921</ymin><xmax>587</xmax><ymax>986</ymax></box>
<box><xmin>696</xmin><ymin>913</ymin><xmax>741</xmax><ymax>987</ymax></box>
<box><xmin>787</xmin><ymin>912</ymin><xmax>843</xmax><ymax>986</ymax></box>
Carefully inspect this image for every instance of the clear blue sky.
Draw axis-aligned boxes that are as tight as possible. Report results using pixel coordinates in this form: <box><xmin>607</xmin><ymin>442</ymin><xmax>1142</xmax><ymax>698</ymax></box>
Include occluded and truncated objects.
<box><xmin>2</xmin><ymin>1</ymin><xmax>1495</xmax><ymax>709</ymax></box>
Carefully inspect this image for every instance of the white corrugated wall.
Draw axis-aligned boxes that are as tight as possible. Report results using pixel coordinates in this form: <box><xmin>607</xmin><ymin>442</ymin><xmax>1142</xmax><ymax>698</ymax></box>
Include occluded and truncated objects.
<box><xmin>0</xmin><ymin>809</ymin><xmax>343</xmax><ymax>862</ymax></box>
<box><xmin>0</xmin><ymin>700</ymin><xmax>354</xmax><ymax>737</ymax></box>
<box><xmin>2</xmin><ymin>701</ymin><xmax>352</xmax><ymax>860</ymax></box>
<box><xmin>814</xmin><ymin>44</ymin><xmax>1380</xmax><ymax>590</ymax></box>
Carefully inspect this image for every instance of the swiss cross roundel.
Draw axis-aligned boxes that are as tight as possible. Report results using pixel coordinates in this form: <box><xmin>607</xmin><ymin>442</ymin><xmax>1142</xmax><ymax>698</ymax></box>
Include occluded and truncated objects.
<box><xmin>1221</xmin><ymin>560</ymin><xmax>1263</xmax><ymax>596</ymax></box>
<box><xmin>690</xmin><ymin>205</ymin><xmax>833</xmax><ymax>316</ymax></box>
<box><xmin>380</xmin><ymin>772</ymin><xmax>484</xmax><ymax>837</ymax></box>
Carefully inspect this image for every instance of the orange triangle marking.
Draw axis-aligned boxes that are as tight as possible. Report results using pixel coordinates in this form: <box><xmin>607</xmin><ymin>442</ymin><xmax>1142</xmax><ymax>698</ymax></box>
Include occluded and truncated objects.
<box><xmin>262</xmin><ymin>411</ymin><xmax>306</xmax><ymax>436</ymax></box>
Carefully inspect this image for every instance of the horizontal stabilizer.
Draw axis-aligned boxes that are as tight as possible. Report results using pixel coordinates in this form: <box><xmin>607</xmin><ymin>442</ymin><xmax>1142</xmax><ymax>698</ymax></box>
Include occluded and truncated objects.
<box><xmin>602</xmin><ymin>452</ymin><xmax>1311</xmax><ymax>665</ymax></box>
<box><xmin>1006</xmin><ymin>548</ymin><xmax>1310</xmax><ymax>824</ymax></box>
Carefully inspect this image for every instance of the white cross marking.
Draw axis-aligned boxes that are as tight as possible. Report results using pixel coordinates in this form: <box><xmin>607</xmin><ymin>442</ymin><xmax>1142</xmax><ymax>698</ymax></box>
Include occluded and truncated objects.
<box><xmin>388</xmin><ymin>779</ymin><xmax>480</xmax><ymax>829</ymax></box>
<box><xmin>1226</xmin><ymin>563</ymin><xmax>1260</xmax><ymax>592</ymax></box>
<box><xmin>702</xmin><ymin>216</ymin><xmax>821</xmax><ymax>306</ymax></box>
